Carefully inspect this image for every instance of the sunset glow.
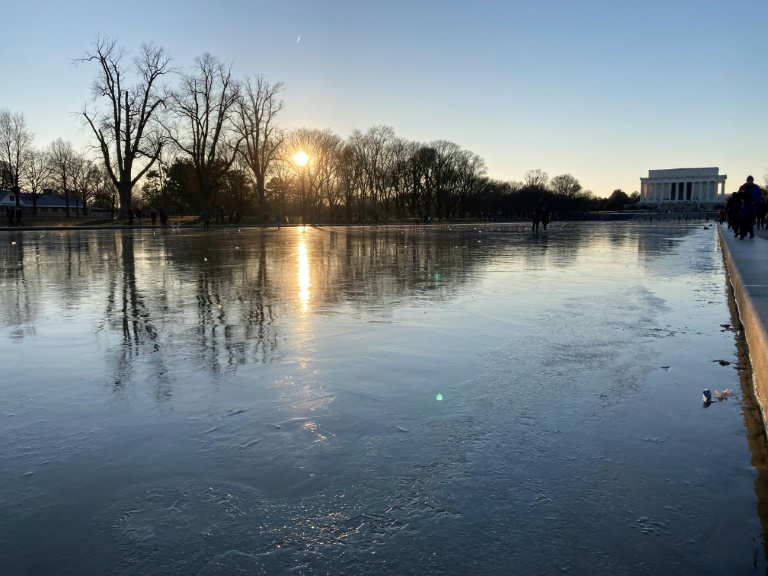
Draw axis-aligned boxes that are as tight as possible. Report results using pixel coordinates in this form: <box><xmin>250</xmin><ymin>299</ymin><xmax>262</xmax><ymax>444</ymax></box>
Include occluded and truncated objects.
<box><xmin>294</xmin><ymin>151</ymin><xmax>308</xmax><ymax>167</ymax></box>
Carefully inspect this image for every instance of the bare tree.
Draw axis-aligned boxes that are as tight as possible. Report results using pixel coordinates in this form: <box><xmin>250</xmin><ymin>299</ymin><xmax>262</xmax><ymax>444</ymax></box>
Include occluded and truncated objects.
<box><xmin>347</xmin><ymin>126</ymin><xmax>396</xmax><ymax>219</ymax></box>
<box><xmin>550</xmin><ymin>174</ymin><xmax>582</xmax><ymax>199</ymax></box>
<box><xmin>48</xmin><ymin>138</ymin><xmax>78</xmax><ymax>217</ymax></box>
<box><xmin>336</xmin><ymin>144</ymin><xmax>363</xmax><ymax>220</ymax></box>
<box><xmin>77</xmin><ymin>37</ymin><xmax>172</xmax><ymax>219</ymax></box>
<box><xmin>523</xmin><ymin>169</ymin><xmax>549</xmax><ymax>189</ymax></box>
<box><xmin>0</xmin><ymin>160</ymin><xmax>10</xmax><ymax>190</ymax></box>
<box><xmin>312</xmin><ymin>133</ymin><xmax>344</xmax><ymax>220</ymax></box>
<box><xmin>431</xmin><ymin>140</ymin><xmax>463</xmax><ymax>218</ymax></box>
<box><xmin>410</xmin><ymin>145</ymin><xmax>439</xmax><ymax>218</ymax></box>
<box><xmin>71</xmin><ymin>155</ymin><xmax>102</xmax><ymax>216</ymax></box>
<box><xmin>166</xmin><ymin>53</ymin><xmax>242</xmax><ymax>212</ymax></box>
<box><xmin>22</xmin><ymin>148</ymin><xmax>52</xmax><ymax>214</ymax></box>
<box><xmin>263</xmin><ymin>151</ymin><xmax>294</xmax><ymax>218</ymax></box>
<box><xmin>235</xmin><ymin>75</ymin><xmax>285</xmax><ymax>216</ymax></box>
<box><xmin>92</xmin><ymin>165</ymin><xmax>118</xmax><ymax>216</ymax></box>
<box><xmin>0</xmin><ymin>109</ymin><xmax>34</xmax><ymax>206</ymax></box>
<box><xmin>286</xmin><ymin>127</ymin><xmax>344</xmax><ymax>221</ymax></box>
<box><xmin>454</xmin><ymin>149</ymin><xmax>487</xmax><ymax>218</ymax></box>
<box><xmin>382</xmin><ymin>137</ymin><xmax>418</xmax><ymax>219</ymax></box>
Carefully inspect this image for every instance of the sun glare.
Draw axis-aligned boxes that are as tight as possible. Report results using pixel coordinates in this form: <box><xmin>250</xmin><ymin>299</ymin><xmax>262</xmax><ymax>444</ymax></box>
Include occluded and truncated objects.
<box><xmin>294</xmin><ymin>151</ymin><xmax>308</xmax><ymax>166</ymax></box>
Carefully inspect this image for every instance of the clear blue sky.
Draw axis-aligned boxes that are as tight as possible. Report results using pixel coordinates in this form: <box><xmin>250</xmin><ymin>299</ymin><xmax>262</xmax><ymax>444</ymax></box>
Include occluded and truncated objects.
<box><xmin>2</xmin><ymin>0</ymin><xmax>765</xmax><ymax>196</ymax></box>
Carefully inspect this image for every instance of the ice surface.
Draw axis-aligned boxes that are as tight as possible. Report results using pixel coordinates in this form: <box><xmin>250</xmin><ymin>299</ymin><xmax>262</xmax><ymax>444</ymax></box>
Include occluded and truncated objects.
<box><xmin>0</xmin><ymin>222</ymin><xmax>764</xmax><ymax>575</ymax></box>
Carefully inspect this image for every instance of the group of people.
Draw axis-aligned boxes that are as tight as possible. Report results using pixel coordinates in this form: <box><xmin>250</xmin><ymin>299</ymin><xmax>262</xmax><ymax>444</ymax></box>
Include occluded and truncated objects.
<box><xmin>5</xmin><ymin>206</ymin><xmax>24</xmax><ymax>227</ymax></box>
<box><xmin>201</xmin><ymin>208</ymin><xmax>241</xmax><ymax>231</ymax></box>
<box><xmin>127</xmin><ymin>207</ymin><xmax>169</xmax><ymax>227</ymax></box>
<box><xmin>216</xmin><ymin>208</ymin><xmax>240</xmax><ymax>225</ymax></box>
<box><xmin>531</xmin><ymin>206</ymin><xmax>550</xmax><ymax>233</ymax></box>
<box><xmin>724</xmin><ymin>176</ymin><xmax>765</xmax><ymax>240</ymax></box>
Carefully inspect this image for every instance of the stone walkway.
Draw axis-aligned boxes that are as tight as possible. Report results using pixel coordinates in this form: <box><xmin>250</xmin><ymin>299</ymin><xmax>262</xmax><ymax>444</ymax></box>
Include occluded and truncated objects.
<box><xmin>719</xmin><ymin>223</ymin><xmax>768</xmax><ymax>430</ymax></box>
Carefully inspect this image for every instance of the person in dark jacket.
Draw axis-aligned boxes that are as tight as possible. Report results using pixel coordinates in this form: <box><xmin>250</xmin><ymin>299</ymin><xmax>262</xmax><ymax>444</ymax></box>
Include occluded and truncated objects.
<box><xmin>726</xmin><ymin>192</ymin><xmax>741</xmax><ymax>235</ymax></box>
<box><xmin>739</xmin><ymin>175</ymin><xmax>762</xmax><ymax>205</ymax></box>
<box><xmin>756</xmin><ymin>198</ymin><xmax>767</xmax><ymax>231</ymax></box>
<box><xmin>738</xmin><ymin>194</ymin><xmax>756</xmax><ymax>240</ymax></box>
<box><xmin>531</xmin><ymin>209</ymin><xmax>540</xmax><ymax>234</ymax></box>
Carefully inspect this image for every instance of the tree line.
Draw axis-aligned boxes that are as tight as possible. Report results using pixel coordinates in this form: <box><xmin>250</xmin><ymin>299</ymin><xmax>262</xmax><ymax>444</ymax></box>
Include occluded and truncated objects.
<box><xmin>0</xmin><ymin>37</ymin><xmax>641</xmax><ymax>221</ymax></box>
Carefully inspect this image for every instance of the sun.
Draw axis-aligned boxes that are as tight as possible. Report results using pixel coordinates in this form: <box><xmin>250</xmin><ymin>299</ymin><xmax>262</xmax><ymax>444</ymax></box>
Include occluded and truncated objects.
<box><xmin>294</xmin><ymin>151</ymin><xmax>308</xmax><ymax>166</ymax></box>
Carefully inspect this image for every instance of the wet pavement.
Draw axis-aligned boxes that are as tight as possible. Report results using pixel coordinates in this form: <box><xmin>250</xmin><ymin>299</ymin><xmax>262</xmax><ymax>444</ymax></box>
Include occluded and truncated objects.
<box><xmin>0</xmin><ymin>222</ymin><xmax>766</xmax><ymax>575</ymax></box>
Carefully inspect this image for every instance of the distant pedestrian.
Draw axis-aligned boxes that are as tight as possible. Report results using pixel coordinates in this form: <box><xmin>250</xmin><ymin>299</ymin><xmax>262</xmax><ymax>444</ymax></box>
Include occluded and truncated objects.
<box><xmin>150</xmin><ymin>208</ymin><xmax>157</xmax><ymax>226</ymax></box>
<box><xmin>6</xmin><ymin>206</ymin><xmax>15</xmax><ymax>227</ymax></box>
<box><xmin>738</xmin><ymin>195</ymin><xmax>756</xmax><ymax>240</ymax></box>
<box><xmin>135</xmin><ymin>207</ymin><xmax>143</xmax><ymax>227</ymax></box>
<box><xmin>757</xmin><ymin>199</ymin><xmax>767</xmax><ymax>231</ymax></box>
<box><xmin>203</xmin><ymin>209</ymin><xmax>211</xmax><ymax>230</ymax></box>
<box><xmin>726</xmin><ymin>193</ymin><xmax>740</xmax><ymax>234</ymax></box>
<box><xmin>127</xmin><ymin>207</ymin><xmax>134</xmax><ymax>226</ymax></box>
<box><xmin>541</xmin><ymin>206</ymin><xmax>550</xmax><ymax>230</ymax></box>
<box><xmin>15</xmin><ymin>206</ymin><xmax>24</xmax><ymax>227</ymax></box>
<box><xmin>531</xmin><ymin>210</ymin><xmax>540</xmax><ymax>233</ymax></box>
<box><xmin>159</xmin><ymin>207</ymin><xmax>168</xmax><ymax>226</ymax></box>
<box><xmin>739</xmin><ymin>175</ymin><xmax>763</xmax><ymax>205</ymax></box>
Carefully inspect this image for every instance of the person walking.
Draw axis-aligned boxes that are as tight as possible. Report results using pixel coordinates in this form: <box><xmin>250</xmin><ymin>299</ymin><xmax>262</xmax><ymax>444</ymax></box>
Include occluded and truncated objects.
<box><xmin>739</xmin><ymin>175</ymin><xmax>762</xmax><ymax>205</ymax></box>
<box><xmin>150</xmin><ymin>208</ymin><xmax>157</xmax><ymax>226</ymax></box>
<box><xmin>135</xmin><ymin>207</ymin><xmax>143</xmax><ymax>227</ymax></box>
<box><xmin>738</xmin><ymin>194</ymin><xmax>756</xmax><ymax>240</ymax></box>
<box><xmin>531</xmin><ymin>209</ymin><xmax>540</xmax><ymax>234</ymax></box>
<box><xmin>717</xmin><ymin>208</ymin><xmax>726</xmax><ymax>225</ymax></box>
<box><xmin>726</xmin><ymin>192</ymin><xmax>741</xmax><ymax>235</ymax></box>
<box><xmin>757</xmin><ymin>198</ymin><xmax>767</xmax><ymax>231</ymax></box>
<box><xmin>202</xmin><ymin>209</ymin><xmax>211</xmax><ymax>231</ymax></box>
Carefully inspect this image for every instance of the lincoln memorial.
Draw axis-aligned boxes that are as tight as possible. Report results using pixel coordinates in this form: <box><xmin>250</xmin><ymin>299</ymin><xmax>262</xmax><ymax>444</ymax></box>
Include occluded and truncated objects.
<box><xmin>639</xmin><ymin>167</ymin><xmax>727</xmax><ymax>206</ymax></box>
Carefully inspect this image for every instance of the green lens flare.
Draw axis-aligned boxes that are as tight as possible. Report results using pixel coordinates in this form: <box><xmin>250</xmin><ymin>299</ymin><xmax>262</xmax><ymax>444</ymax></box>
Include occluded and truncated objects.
<box><xmin>436</xmin><ymin>394</ymin><xmax>443</xmax><ymax>401</ymax></box>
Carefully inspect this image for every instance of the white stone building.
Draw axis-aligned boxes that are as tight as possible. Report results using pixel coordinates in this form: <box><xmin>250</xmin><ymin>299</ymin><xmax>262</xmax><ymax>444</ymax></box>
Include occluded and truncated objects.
<box><xmin>639</xmin><ymin>167</ymin><xmax>727</xmax><ymax>206</ymax></box>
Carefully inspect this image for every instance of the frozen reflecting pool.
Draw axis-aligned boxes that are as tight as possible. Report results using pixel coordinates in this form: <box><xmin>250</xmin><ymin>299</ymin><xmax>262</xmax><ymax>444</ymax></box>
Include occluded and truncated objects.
<box><xmin>1</xmin><ymin>222</ymin><xmax>766</xmax><ymax>575</ymax></box>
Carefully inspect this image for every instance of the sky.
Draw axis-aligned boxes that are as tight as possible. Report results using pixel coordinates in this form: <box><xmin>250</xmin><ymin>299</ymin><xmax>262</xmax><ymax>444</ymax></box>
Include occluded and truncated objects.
<box><xmin>1</xmin><ymin>0</ymin><xmax>766</xmax><ymax>197</ymax></box>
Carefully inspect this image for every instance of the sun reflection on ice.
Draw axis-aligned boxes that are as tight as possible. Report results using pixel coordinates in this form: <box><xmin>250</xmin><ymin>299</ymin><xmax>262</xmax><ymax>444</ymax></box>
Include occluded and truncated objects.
<box><xmin>302</xmin><ymin>420</ymin><xmax>328</xmax><ymax>443</ymax></box>
<box><xmin>297</xmin><ymin>233</ymin><xmax>311</xmax><ymax>314</ymax></box>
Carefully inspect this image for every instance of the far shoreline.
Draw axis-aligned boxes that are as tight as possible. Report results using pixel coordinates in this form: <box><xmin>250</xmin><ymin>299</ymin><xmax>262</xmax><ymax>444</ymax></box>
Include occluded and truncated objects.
<box><xmin>0</xmin><ymin>211</ymin><xmax>721</xmax><ymax>232</ymax></box>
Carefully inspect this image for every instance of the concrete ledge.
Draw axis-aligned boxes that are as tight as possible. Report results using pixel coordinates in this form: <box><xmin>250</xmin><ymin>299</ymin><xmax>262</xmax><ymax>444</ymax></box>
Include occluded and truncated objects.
<box><xmin>719</xmin><ymin>225</ymin><xmax>768</xmax><ymax>434</ymax></box>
